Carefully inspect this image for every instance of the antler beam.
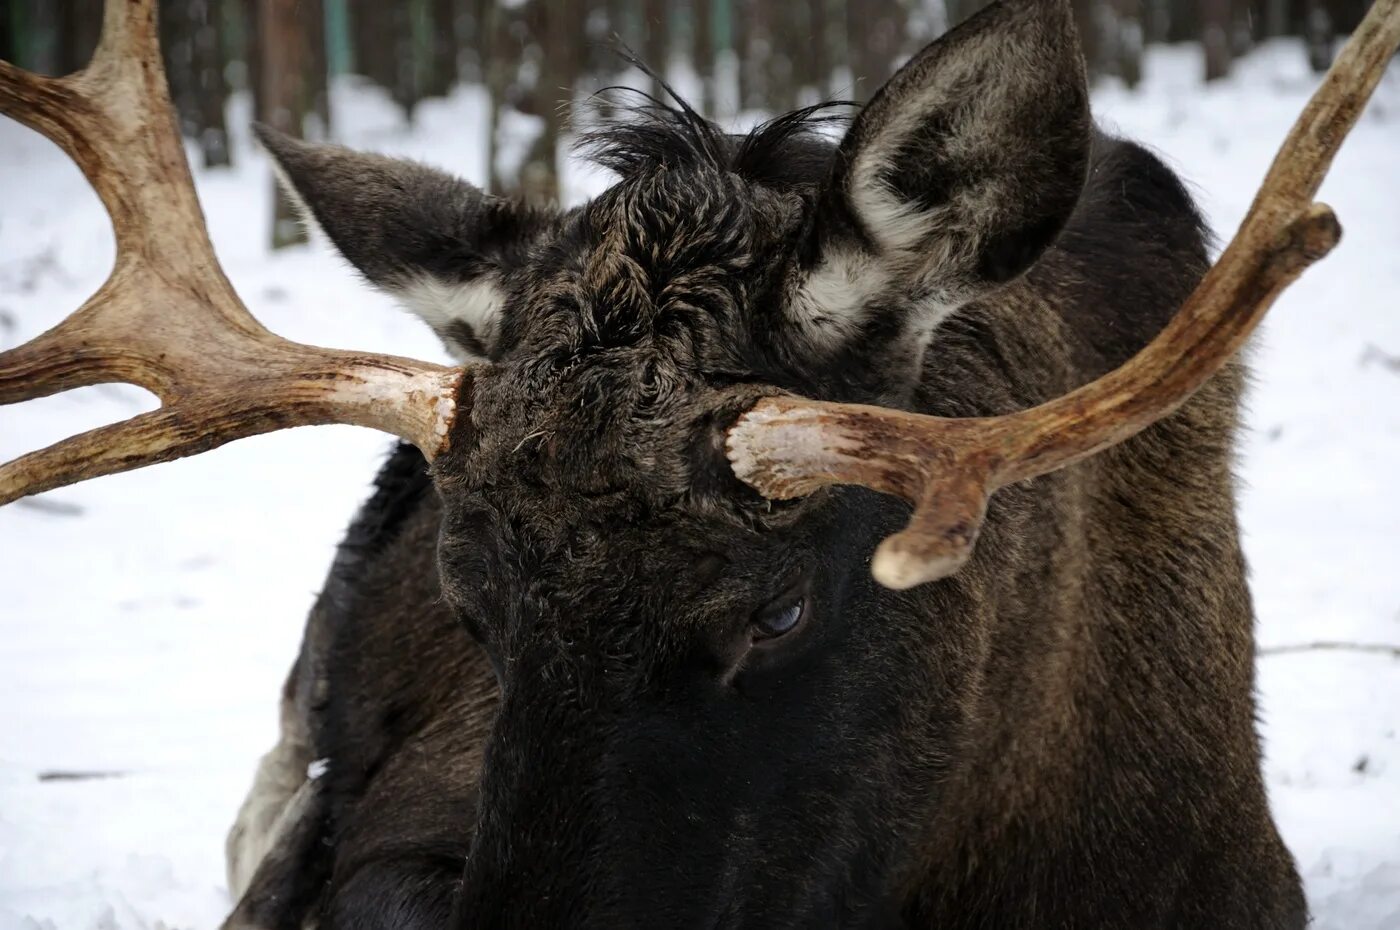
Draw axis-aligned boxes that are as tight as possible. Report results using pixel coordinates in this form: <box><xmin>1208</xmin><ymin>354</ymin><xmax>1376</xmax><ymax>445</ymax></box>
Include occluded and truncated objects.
<box><xmin>727</xmin><ymin>0</ymin><xmax>1400</xmax><ymax>590</ymax></box>
<box><xmin>0</xmin><ymin>0</ymin><xmax>470</xmax><ymax>506</ymax></box>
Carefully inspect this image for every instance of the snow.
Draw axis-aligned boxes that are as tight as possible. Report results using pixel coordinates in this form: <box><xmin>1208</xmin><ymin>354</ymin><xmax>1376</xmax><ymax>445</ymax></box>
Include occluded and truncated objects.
<box><xmin>2</xmin><ymin>44</ymin><xmax>1398</xmax><ymax>929</ymax></box>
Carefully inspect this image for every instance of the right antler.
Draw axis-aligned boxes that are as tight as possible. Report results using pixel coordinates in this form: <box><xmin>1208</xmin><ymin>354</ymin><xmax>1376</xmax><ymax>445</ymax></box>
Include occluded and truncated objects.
<box><xmin>0</xmin><ymin>0</ymin><xmax>474</xmax><ymax>506</ymax></box>
<box><xmin>727</xmin><ymin>0</ymin><xmax>1400</xmax><ymax>590</ymax></box>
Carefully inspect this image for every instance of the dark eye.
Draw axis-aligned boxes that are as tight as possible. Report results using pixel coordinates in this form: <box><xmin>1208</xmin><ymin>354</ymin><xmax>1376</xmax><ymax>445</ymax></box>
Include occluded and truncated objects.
<box><xmin>753</xmin><ymin>598</ymin><xmax>806</xmax><ymax>641</ymax></box>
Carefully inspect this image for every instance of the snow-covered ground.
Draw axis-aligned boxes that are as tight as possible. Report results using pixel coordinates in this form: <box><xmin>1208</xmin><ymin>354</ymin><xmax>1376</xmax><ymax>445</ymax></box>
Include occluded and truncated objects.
<box><xmin>1</xmin><ymin>42</ymin><xmax>1397</xmax><ymax>930</ymax></box>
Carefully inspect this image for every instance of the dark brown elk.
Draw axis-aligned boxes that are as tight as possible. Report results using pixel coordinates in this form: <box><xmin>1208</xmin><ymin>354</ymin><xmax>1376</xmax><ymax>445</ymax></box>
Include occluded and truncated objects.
<box><xmin>2</xmin><ymin>0</ymin><xmax>1398</xmax><ymax>927</ymax></box>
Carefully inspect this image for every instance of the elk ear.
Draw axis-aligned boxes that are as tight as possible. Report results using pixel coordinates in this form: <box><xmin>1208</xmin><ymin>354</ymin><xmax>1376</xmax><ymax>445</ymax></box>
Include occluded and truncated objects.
<box><xmin>790</xmin><ymin>0</ymin><xmax>1090</xmax><ymax>351</ymax></box>
<box><xmin>255</xmin><ymin>126</ymin><xmax>544</xmax><ymax>362</ymax></box>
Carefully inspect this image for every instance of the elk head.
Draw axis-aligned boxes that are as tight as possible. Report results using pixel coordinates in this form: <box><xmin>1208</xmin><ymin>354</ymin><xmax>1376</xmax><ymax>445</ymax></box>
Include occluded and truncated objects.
<box><xmin>2</xmin><ymin>0</ymin><xmax>1396</xmax><ymax>926</ymax></box>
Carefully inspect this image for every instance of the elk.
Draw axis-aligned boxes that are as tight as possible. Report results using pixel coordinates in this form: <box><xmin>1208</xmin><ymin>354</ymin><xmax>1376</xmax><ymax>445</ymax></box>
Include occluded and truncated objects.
<box><xmin>2</xmin><ymin>0</ymin><xmax>1397</xmax><ymax>926</ymax></box>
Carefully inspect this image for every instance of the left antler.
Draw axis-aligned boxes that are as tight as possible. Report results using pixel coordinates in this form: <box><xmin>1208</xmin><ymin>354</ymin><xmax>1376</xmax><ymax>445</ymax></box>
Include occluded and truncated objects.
<box><xmin>726</xmin><ymin>0</ymin><xmax>1400</xmax><ymax>590</ymax></box>
<box><xmin>0</xmin><ymin>0</ymin><xmax>483</xmax><ymax>507</ymax></box>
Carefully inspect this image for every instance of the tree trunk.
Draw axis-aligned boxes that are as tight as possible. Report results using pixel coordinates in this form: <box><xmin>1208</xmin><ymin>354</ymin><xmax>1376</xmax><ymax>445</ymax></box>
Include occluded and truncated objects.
<box><xmin>59</xmin><ymin>0</ymin><xmax>103</xmax><ymax>74</ymax></box>
<box><xmin>192</xmin><ymin>0</ymin><xmax>231</xmax><ymax>166</ymax></box>
<box><xmin>305</xmin><ymin>0</ymin><xmax>330</xmax><ymax>136</ymax></box>
<box><xmin>692</xmin><ymin>0</ymin><xmax>714</xmax><ymax>115</ymax></box>
<box><xmin>349</xmin><ymin>0</ymin><xmax>394</xmax><ymax>106</ymax></box>
<box><xmin>1144</xmin><ymin>0</ymin><xmax>1172</xmax><ymax>42</ymax></box>
<box><xmin>23</xmin><ymin>0</ymin><xmax>61</xmax><ymax>76</ymax></box>
<box><xmin>484</xmin><ymin>1</ymin><xmax>510</xmax><ymax>194</ymax></box>
<box><xmin>762</xmin><ymin>0</ymin><xmax>795</xmax><ymax>111</ymax></box>
<box><xmin>1201</xmin><ymin>0</ymin><xmax>1233</xmax><ymax>81</ymax></box>
<box><xmin>1167</xmin><ymin>0</ymin><xmax>1201</xmax><ymax>41</ymax></box>
<box><xmin>1114</xmin><ymin>0</ymin><xmax>1145</xmax><ymax>88</ymax></box>
<box><xmin>427</xmin><ymin>0</ymin><xmax>459</xmax><ymax>98</ymax></box>
<box><xmin>1071</xmin><ymin>0</ymin><xmax>1104</xmax><ymax>79</ymax></box>
<box><xmin>731</xmin><ymin>0</ymin><xmax>745</xmax><ymax>108</ymax></box>
<box><xmin>1303</xmin><ymin>0</ymin><xmax>1336</xmax><ymax>72</ymax></box>
<box><xmin>846</xmin><ymin>0</ymin><xmax>905</xmax><ymax>102</ymax></box>
<box><xmin>642</xmin><ymin>0</ymin><xmax>668</xmax><ymax>99</ymax></box>
<box><xmin>258</xmin><ymin>0</ymin><xmax>310</xmax><ymax>248</ymax></box>
<box><xmin>390</xmin><ymin>1</ymin><xmax>418</xmax><ymax>121</ymax></box>
<box><xmin>518</xmin><ymin>0</ymin><xmax>585</xmax><ymax>205</ymax></box>
<box><xmin>805</xmin><ymin>0</ymin><xmax>831</xmax><ymax>100</ymax></box>
<box><xmin>739</xmin><ymin>0</ymin><xmax>772</xmax><ymax>109</ymax></box>
<box><xmin>160</xmin><ymin>1</ymin><xmax>201</xmax><ymax>142</ymax></box>
<box><xmin>0</xmin><ymin>1</ymin><xmax>14</xmax><ymax>68</ymax></box>
<box><xmin>244</xmin><ymin>0</ymin><xmax>264</xmax><ymax>121</ymax></box>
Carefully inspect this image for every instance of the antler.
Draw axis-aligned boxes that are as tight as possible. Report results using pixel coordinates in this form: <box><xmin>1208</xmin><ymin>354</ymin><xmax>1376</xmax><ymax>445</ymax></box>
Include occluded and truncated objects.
<box><xmin>0</xmin><ymin>0</ymin><xmax>471</xmax><ymax>506</ymax></box>
<box><xmin>727</xmin><ymin>0</ymin><xmax>1400</xmax><ymax>590</ymax></box>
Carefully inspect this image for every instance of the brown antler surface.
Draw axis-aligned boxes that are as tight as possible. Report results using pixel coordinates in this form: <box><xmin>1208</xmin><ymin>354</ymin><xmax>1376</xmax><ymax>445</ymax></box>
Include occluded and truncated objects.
<box><xmin>727</xmin><ymin>0</ymin><xmax>1400</xmax><ymax>590</ymax></box>
<box><xmin>0</xmin><ymin>0</ymin><xmax>469</xmax><ymax>507</ymax></box>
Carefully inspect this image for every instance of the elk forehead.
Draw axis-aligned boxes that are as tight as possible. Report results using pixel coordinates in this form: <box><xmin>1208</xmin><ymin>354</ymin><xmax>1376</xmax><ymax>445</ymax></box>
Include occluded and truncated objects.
<box><xmin>453</xmin><ymin>169</ymin><xmax>800</xmax><ymax>487</ymax></box>
<box><xmin>521</xmin><ymin>165</ymin><xmax>795</xmax><ymax>365</ymax></box>
<box><xmin>433</xmin><ymin>178</ymin><xmax>809</xmax><ymax>603</ymax></box>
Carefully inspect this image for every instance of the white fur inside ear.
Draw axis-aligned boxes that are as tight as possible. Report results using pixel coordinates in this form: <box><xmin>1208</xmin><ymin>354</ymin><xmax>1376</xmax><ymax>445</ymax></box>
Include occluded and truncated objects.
<box><xmin>786</xmin><ymin>243</ymin><xmax>958</xmax><ymax>357</ymax></box>
<box><xmin>267</xmin><ymin>156</ymin><xmax>332</xmax><ymax>245</ymax></box>
<box><xmin>787</xmin><ymin>247</ymin><xmax>888</xmax><ymax>351</ymax></box>
<box><xmin>850</xmin><ymin>175</ymin><xmax>945</xmax><ymax>256</ymax></box>
<box><xmin>392</xmin><ymin>274</ymin><xmax>506</xmax><ymax>363</ymax></box>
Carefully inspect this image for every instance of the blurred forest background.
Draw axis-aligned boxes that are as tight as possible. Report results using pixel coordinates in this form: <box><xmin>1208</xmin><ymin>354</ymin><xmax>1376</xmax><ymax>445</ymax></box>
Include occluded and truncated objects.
<box><xmin>0</xmin><ymin>0</ymin><xmax>1379</xmax><ymax>243</ymax></box>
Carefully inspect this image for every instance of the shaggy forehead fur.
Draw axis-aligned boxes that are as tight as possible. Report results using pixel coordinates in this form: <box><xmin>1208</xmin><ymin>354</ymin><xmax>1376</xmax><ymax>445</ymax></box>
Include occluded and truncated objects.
<box><xmin>448</xmin><ymin>103</ymin><xmax>852</xmax><ymax>535</ymax></box>
<box><xmin>498</xmin><ymin>101</ymin><xmax>849</xmax><ymax>370</ymax></box>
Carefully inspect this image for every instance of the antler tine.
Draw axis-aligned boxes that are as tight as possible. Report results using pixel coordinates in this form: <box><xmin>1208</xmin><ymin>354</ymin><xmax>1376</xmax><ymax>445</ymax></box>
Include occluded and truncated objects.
<box><xmin>0</xmin><ymin>0</ymin><xmax>203</xmax><ymax>254</ymax></box>
<box><xmin>0</xmin><ymin>0</ymin><xmax>475</xmax><ymax>507</ymax></box>
<box><xmin>0</xmin><ymin>358</ymin><xmax>461</xmax><ymax>506</ymax></box>
<box><xmin>727</xmin><ymin>0</ymin><xmax>1400</xmax><ymax>591</ymax></box>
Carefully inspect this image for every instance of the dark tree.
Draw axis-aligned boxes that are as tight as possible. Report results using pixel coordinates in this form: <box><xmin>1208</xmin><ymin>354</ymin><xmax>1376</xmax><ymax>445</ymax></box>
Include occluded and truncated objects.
<box><xmin>243</xmin><ymin>0</ymin><xmax>264</xmax><ymax>119</ymax></box>
<box><xmin>1264</xmin><ymin>0</ymin><xmax>1290</xmax><ymax>37</ymax></box>
<box><xmin>1071</xmin><ymin>0</ymin><xmax>1105</xmax><ymax>78</ymax></box>
<box><xmin>1202</xmin><ymin>0</ymin><xmax>1234</xmax><ymax>80</ymax></box>
<box><xmin>763</xmin><ymin>0</ymin><xmax>797</xmax><ymax>111</ymax></box>
<box><xmin>515</xmin><ymin>0</ymin><xmax>585</xmax><ymax>205</ymax></box>
<box><xmin>845</xmin><ymin>0</ymin><xmax>907</xmax><ymax>102</ymax></box>
<box><xmin>348</xmin><ymin>0</ymin><xmax>406</xmax><ymax>115</ymax></box>
<box><xmin>427</xmin><ymin>0</ymin><xmax>461</xmax><ymax>98</ymax></box>
<box><xmin>483</xmin><ymin>0</ymin><xmax>512</xmax><ymax>194</ymax></box>
<box><xmin>161</xmin><ymin>2</ymin><xmax>202</xmax><ymax>149</ymax></box>
<box><xmin>0</xmin><ymin>3</ymin><xmax>13</xmax><ymax>67</ymax></box>
<box><xmin>304</xmin><ymin>0</ymin><xmax>329</xmax><ymax>135</ymax></box>
<box><xmin>257</xmin><ymin>0</ymin><xmax>311</xmax><ymax>247</ymax></box>
<box><xmin>691</xmin><ymin>0</ymin><xmax>714</xmax><ymax>115</ymax></box>
<box><xmin>21</xmin><ymin>0</ymin><xmax>61</xmax><ymax>75</ymax></box>
<box><xmin>1104</xmin><ymin>0</ymin><xmax>1146</xmax><ymax>87</ymax></box>
<box><xmin>193</xmin><ymin>0</ymin><xmax>232</xmax><ymax>166</ymax></box>
<box><xmin>802</xmin><ymin>0</ymin><xmax>832</xmax><ymax>101</ymax></box>
<box><xmin>1303</xmin><ymin>0</ymin><xmax>1336</xmax><ymax>71</ymax></box>
<box><xmin>642</xmin><ymin>0</ymin><xmax>668</xmax><ymax>101</ymax></box>
<box><xmin>58</xmin><ymin>0</ymin><xmax>102</xmax><ymax>74</ymax></box>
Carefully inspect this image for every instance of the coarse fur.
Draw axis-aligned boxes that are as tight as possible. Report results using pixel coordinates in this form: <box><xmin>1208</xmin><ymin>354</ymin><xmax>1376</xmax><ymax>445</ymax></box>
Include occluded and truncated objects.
<box><xmin>228</xmin><ymin>0</ymin><xmax>1306</xmax><ymax>926</ymax></box>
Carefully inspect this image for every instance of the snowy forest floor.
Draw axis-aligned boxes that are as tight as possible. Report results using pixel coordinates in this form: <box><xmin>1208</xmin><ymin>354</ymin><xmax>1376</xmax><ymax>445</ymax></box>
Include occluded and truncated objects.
<box><xmin>2</xmin><ymin>41</ymin><xmax>1398</xmax><ymax>930</ymax></box>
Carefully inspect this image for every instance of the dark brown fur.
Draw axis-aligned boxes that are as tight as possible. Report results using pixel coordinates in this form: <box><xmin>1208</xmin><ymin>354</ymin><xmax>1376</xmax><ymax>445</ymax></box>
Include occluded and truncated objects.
<box><xmin>231</xmin><ymin>0</ymin><xmax>1306</xmax><ymax>926</ymax></box>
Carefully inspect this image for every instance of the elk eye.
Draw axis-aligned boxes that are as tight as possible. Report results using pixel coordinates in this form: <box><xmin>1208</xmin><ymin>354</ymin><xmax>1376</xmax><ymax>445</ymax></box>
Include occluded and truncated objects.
<box><xmin>753</xmin><ymin>598</ymin><xmax>805</xmax><ymax>641</ymax></box>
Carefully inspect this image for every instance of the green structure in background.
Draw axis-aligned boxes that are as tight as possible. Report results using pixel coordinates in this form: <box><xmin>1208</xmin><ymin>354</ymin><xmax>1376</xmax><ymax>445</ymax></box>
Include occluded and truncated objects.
<box><xmin>327</xmin><ymin>0</ymin><xmax>352</xmax><ymax>76</ymax></box>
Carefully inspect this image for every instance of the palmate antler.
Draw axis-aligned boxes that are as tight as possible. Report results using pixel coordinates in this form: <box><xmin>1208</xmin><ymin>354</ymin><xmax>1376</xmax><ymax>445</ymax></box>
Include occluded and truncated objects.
<box><xmin>0</xmin><ymin>0</ymin><xmax>472</xmax><ymax>506</ymax></box>
<box><xmin>726</xmin><ymin>0</ymin><xmax>1400</xmax><ymax>590</ymax></box>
